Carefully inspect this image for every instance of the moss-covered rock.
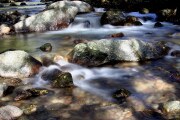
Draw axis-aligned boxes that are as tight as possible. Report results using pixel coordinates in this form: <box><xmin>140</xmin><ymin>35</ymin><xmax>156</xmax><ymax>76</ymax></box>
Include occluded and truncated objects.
<box><xmin>39</xmin><ymin>43</ymin><xmax>52</xmax><ymax>52</ymax></box>
<box><xmin>67</xmin><ymin>39</ymin><xmax>169</xmax><ymax>66</ymax></box>
<box><xmin>52</xmin><ymin>72</ymin><xmax>73</xmax><ymax>88</ymax></box>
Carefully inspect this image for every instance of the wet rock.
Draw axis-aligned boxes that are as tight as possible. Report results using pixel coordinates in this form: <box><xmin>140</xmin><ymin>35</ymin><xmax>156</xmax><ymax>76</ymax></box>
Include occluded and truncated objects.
<box><xmin>157</xmin><ymin>8</ymin><xmax>180</xmax><ymax>24</ymax></box>
<box><xmin>0</xmin><ymin>77</ymin><xmax>22</xmax><ymax>86</ymax></box>
<box><xmin>9</xmin><ymin>2</ymin><xmax>17</xmax><ymax>6</ymax></box>
<box><xmin>133</xmin><ymin>21</ymin><xmax>143</xmax><ymax>26</ymax></box>
<box><xmin>47</xmin><ymin>1</ymin><xmax>93</xmax><ymax>13</ymax></box>
<box><xmin>100</xmin><ymin>10</ymin><xmax>126</xmax><ymax>26</ymax></box>
<box><xmin>23</xmin><ymin>104</ymin><xmax>37</xmax><ymax>115</ymax></box>
<box><xmin>39</xmin><ymin>43</ymin><xmax>52</xmax><ymax>52</ymax></box>
<box><xmin>112</xmin><ymin>88</ymin><xmax>131</xmax><ymax>103</ymax></box>
<box><xmin>41</xmin><ymin>54</ymin><xmax>57</xmax><ymax>66</ymax></box>
<box><xmin>139</xmin><ymin>8</ymin><xmax>149</xmax><ymax>14</ymax></box>
<box><xmin>52</xmin><ymin>72</ymin><xmax>73</xmax><ymax>88</ymax></box>
<box><xmin>0</xmin><ymin>84</ymin><xmax>15</xmax><ymax>97</ymax></box>
<box><xmin>0</xmin><ymin>4</ymin><xmax>4</xmax><ymax>7</ymax></box>
<box><xmin>20</xmin><ymin>15</ymin><xmax>29</xmax><ymax>21</ymax></box>
<box><xmin>110</xmin><ymin>32</ymin><xmax>124</xmax><ymax>38</ymax></box>
<box><xmin>14</xmin><ymin>6</ymin><xmax>78</xmax><ymax>32</ymax></box>
<box><xmin>20</xmin><ymin>2</ymin><xmax>26</xmax><ymax>6</ymax></box>
<box><xmin>0</xmin><ymin>105</ymin><xmax>23</xmax><ymax>120</ymax></box>
<box><xmin>161</xmin><ymin>100</ymin><xmax>180</xmax><ymax>119</ymax></box>
<box><xmin>67</xmin><ymin>39</ymin><xmax>169</xmax><ymax>66</ymax></box>
<box><xmin>100</xmin><ymin>10</ymin><xmax>141</xmax><ymax>26</ymax></box>
<box><xmin>41</xmin><ymin>67</ymin><xmax>62</xmax><ymax>81</ymax></box>
<box><xmin>170</xmin><ymin>50</ymin><xmax>180</xmax><ymax>57</ymax></box>
<box><xmin>14</xmin><ymin>88</ymin><xmax>49</xmax><ymax>101</ymax></box>
<box><xmin>73</xmin><ymin>39</ymin><xmax>88</xmax><ymax>45</ymax></box>
<box><xmin>0</xmin><ymin>10</ymin><xmax>22</xmax><ymax>26</ymax></box>
<box><xmin>154</xmin><ymin>22</ymin><xmax>163</xmax><ymax>28</ymax></box>
<box><xmin>0</xmin><ymin>50</ymin><xmax>42</xmax><ymax>78</ymax></box>
<box><xmin>0</xmin><ymin>24</ymin><xmax>11</xmax><ymax>35</ymax></box>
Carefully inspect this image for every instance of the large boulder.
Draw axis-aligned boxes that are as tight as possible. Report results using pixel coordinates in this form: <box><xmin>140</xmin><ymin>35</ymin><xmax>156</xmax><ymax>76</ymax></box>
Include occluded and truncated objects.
<box><xmin>67</xmin><ymin>39</ymin><xmax>169</xmax><ymax>66</ymax></box>
<box><xmin>47</xmin><ymin>1</ymin><xmax>93</xmax><ymax>13</ymax></box>
<box><xmin>14</xmin><ymin>6</ymin><xmax>78</xmax><ymax>32</ymax></box>
<box><xmin>0</xmin><ymin>50</ymin><xmax>42</xmax><ymax>78</ymax></box>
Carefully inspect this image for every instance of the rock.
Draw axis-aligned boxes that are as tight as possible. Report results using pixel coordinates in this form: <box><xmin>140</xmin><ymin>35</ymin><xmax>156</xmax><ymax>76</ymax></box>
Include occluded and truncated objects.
<box><xmin>0</xmin><ymin>77</ymin><xmax>22</xmax><ymax>86</ymax></box>
<box><xmin>0</xmin><ymin>11</ymin><xmax>21</xmax><ymax>26</ymax></box>
<box><xmin>0</xmin><ymin>84</ymin><xmax>15</xmax><ymax>97</ymax></box>
<box><xmin>0</xmin><ymin>50</ymin><xmax>42</xmax><ymax>78</ymax></box>
<box><xmin>20</xmin><ymin>2</ymin><xmax>26</xmax><ymax>6</ymax></box>
<box><xmin>73</xmin><ymin>39</ymin><xmax>88</xmax><ymax>45</ymax></box>
<box><xmin>41</xmin><ymin>54</ymin><xmax>56</xmax><ymax>66</ymax></box>
<box><xmin>9</xmin><ymin>2</ymin><xmax>17</xmax><ymax>6</ymax></box>
<box><xmin>110</xmin><ymin>32</ymin><xmax>124</xmax><ymax>38</ymax></box>
<box><xmin>0</xmin><ymin>84</ymin><xmax>8</xmax><ymax>97</ymax></box>
<box><xmin>133</xmin><ymin>21</ymin><xmax>143</xmax><ymax>26</ymax></box>
<box><xmin>170</xmin><ymin>50</ymin><xmax>180</xmax><ymax>57</ymax></box>
<box><xmin>14</xmin><ymin>6</ymin><xmax>78</xmax><ymax>32</ymax></box>
<box><xmin>100</xmin><ymin>10</ymin><xmax>141</xmax><ymax>26</ymax></box>
<box><xmin>14</xmin><ymin>88</ymin><xmax>49</xmax><ymax>101</ymax></box>
<box><xmin>0</xmin><ymin>24</ymin><xmax>11</xmax><ymax>35</ymax></box>
<box><xmin>100</xmin><ymin>10</ymin><xmax>126</xmax><ymax>26</ymax></box>
<box><xmin>0</xmin><ymin>105</ymin><xmax>23</xmax><ymax>120</ymax></box>
<box><xmin>112</xmin><ymin>88</ymin><xmax>131</xmax><ymax>103</ymax></box>
<box><xmin>154</xmin><ymin>22</ymin><xmax>163</xmax><ymax>28</ymax></box>
<box><xmin>39</xmin><ymin>43</ymin><xmax>52</xmax><ymax>52</ymax></box>
<box><xmin>157</xmin><ymin>8</ymin><xmax>180</xmax><ymax>24</ymax></box>
<box><xmin>0</xmin><ymin>4</ymin><xmax>4</xmax><ymax>7</ymax></box>
<box><xmin>47</xmin><ymin>1</ymin><xmax>93</xmax><ymax>13</ymax></box>
<box><xmin>139</xmin><ymin>8</ymin><xmax>149</xmax><ymax>14</ymax></box>
<box><xmin>161</xmin><ymin>101</ymin><xmax>180</xmax><ymax>119</ymax></box>
<box><xmin>52</xmin><ymin>72</ymin><xmax>73</xmax><ymax>88</ymax></box>
<box><xmin>23</xmin><ymin>104</ymin><xmax>37</xmax><ymax>115</ymax></box>
<box><xmin>41</xmin><ymin>67</ymin><xmax>62</xmax><ymax>81</ymax></box>
<box><xmin>20</xmin><ymin>15</ymin><xmax>29</xmax><ymax>21</ymax></box>
<box><xmin>67</xmin><ymin>39</ymin><xmax>169</xmax><ymax>66</ymax></box>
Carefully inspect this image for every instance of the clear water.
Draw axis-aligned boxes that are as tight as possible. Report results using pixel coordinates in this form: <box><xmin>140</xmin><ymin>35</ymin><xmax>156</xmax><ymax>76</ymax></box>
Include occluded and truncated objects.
<box><xmin>0</xmin><ymin>7</ymin><xmax>180</xmax><ymax>120</ymax></box>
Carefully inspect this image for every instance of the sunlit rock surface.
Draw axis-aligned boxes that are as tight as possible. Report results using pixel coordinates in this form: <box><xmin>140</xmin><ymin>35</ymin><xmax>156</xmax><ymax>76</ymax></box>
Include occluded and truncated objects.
<box><xmin>0</xmin><ymin>105</ymin><xmax>23</xmax><ymax>120</ymax></box>
<box><xmin>68</xmin><ymin>39</ymin><xmax>169</xmax><ymax>66</ymax></box>
<box><xmin>0</xmin><ymin>50</ymin><xmax>42</xmax><ymax>78</ymax></box>
<box><xmin>47</xmin><ymin>1</ymin><xmax>93</xmax><ymax>13</ymax></box>
<box><xmin>14</xmin><ymin>6</ymin><xmax>78</xmax><ymax>32</ymax></box>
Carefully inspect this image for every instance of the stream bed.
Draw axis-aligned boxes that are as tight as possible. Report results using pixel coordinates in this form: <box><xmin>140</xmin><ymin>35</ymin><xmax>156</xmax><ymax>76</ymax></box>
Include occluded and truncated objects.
<box><xmin>0</xmin><ymin>5</ymin><xmax>180</xmax><ymax>120</ymax></box>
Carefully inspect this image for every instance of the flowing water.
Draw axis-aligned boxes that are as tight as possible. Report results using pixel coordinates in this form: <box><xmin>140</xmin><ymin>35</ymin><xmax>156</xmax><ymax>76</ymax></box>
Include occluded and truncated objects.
<box><xmin>0</xmin><ymin>6</ymin><xmax>180</xmax><ymax>120</ymax></box>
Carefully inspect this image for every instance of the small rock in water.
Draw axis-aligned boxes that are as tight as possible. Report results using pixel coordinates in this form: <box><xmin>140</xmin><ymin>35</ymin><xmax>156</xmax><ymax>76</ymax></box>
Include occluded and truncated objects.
<box><xmin>73</xmin><ymin>39</ymin><xmax>88</xmax><ymax>45</ymax></box>
<box><xmin>161</xmin><ymin>100</ymin><xmax>180</xmax><ymax>119</ymax></box>
<box><xmin>9</xmin><ymin>2</ymin><xmax>17</xmax><ymax>6</ymax></box>
<box><xmin>41</xmin><ymin>68</ymin><xmax>62</xmax><ymax>81</ymax></box>
<box><xmin>23</xmin><ymin>104</ymin><xmax>37</xmax><ymax>115</ymax></box>
<box><xmin>170</xmin><ymin>50</ymin><xmax>180</xmax><ymax>57</ymax></box>
<box><xmin>39</xmin><ymin>43</ymin><xmax>52</xmax><ymax>52</ymax></box>
<box><xmin>154</xmin><ymin>22</ymin><xmax>163</xmax><ymax>28</ymax></box>
<box><xmin>110</xmin><ymin>32</ymin><xmax>124</xmax><ymax>38</ymax></box>
<box><xmin>112</xmin><ymin>88</ymin><xmax>131</xmax><ymax>103</ymax></box>
<box><xmin>20</xmin><ymin>2</ymin><xmax>26</xmax><ymax>6</ymax></box>
<box><xmin>14</xmin><ymin>88</ymin><xmax>49</xmax><ymax>101</ymax></box>
<box><xmin>0</xmin><ymin>105</ymin><xmax>23</xmax><ymax>120</ymax></box>
<box><xmin>139</xmin><ymin>8</ymin><xmax>149</xmax><ymax>14</ymax></box>
<box><xmin>52</xmin><ymin>72</ymin><xmax>73</xmax><ymax>88</ymax></box>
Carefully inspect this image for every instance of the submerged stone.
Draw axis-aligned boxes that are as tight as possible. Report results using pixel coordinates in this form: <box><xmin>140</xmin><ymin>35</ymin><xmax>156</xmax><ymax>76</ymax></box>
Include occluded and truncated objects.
<box><xmin>112</xmin><ymin>88</ymin><xmax>131</xmax><ymax>103</ymax></box>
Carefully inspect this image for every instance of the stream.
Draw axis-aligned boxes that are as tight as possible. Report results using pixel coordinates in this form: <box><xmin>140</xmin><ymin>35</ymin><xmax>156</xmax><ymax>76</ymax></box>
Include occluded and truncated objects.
<box><xmin>0</xmin><ymin>5</ymin><xmax>180</xmax><ymax>120</ymax></box>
